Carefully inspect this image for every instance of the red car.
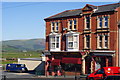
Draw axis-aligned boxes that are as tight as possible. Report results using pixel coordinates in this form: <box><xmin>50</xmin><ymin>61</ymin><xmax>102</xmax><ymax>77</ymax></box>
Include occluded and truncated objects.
<box><xmin>86</xmin><ymin>67</ymin><xmax>120</xmax><ymax>80</ymax></box>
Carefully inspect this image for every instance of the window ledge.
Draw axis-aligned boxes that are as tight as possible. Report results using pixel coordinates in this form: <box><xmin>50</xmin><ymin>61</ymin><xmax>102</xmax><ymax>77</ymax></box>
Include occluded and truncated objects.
<box><xmin>96</xmin><ymin>48</ymin><xmax>109</xmax><ymax>50</ymax></box>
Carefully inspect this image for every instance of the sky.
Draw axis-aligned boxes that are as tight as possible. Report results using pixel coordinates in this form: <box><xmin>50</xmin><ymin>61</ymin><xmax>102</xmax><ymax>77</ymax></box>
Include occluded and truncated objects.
<box><xmin>2</xmin><ymin>2</ymin><xmax>117</xmax><ymax>41</ymax></box>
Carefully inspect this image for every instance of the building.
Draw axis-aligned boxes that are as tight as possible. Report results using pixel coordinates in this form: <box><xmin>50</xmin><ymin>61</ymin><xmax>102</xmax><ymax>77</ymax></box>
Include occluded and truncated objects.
<box><xmin>43</xmin><ymin>3</ymin><xmax>120</xmax><ymax>76</ymax></box>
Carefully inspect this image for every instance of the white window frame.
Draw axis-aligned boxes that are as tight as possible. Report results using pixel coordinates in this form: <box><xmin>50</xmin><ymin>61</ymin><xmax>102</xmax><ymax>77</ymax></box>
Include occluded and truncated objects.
<box><xmin>104</xmin><ymin>16</ymin><xmax>108</xmax><ymax>28</ymax></box>
<box><xmin>51</xmin><ymin>22</ymin><xmax>55</xmax><ymax>32</ymax></box>
<box><xmin>51</xmin><ymin>22</ymin><xmax>59</xmax><ymax>32</ymax></box>
<box><xmin>73</xmin><ymin>20</ymin><xmax>77</xmax><ymax>30</ymax></box>
<box><xmin>84</xmin><ymin>35</ymin><xmax>90</xmax><ymax>49</ymax></box>
<box><xmin>49</xmin><ymin>34</ymin><xmax>61</xmax><ymax>51</ymax></box>
<box><xmin>97</xmin><ymin>17</ymin><xmax>103</xmax><ymax>28</ymax></box>
<box><xmin>66</xmin><ymin>33</ymin><xmax>79</xmax><ymax>51</ymax></box>
<box><xmin>85</xmin><ymin>16</ymin><xmax>91</xmax><ymax>29</ymax></box>
<box><xmin>97</xmin><ymin>34</ymin><xmax>109</xmax><ymax>49</ymax></box>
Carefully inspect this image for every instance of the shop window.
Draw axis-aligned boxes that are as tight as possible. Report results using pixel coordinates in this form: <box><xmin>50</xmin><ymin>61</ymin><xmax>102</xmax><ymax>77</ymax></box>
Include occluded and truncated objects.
<box><xmin>61</xmin><ymin>63</ymin><xmax>81</xmax><ymax>72</ymax></box>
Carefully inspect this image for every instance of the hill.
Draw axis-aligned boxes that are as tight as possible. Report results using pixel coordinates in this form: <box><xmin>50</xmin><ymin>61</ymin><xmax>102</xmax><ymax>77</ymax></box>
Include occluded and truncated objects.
<box><xmin>1</xmin><ymin>38</ymin><xmax>45</xmax><ymax>52</ymax></box>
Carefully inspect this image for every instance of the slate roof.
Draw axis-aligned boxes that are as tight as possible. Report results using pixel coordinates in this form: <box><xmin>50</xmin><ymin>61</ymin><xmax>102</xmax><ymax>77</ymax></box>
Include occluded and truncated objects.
<box><xmin>45</xmin><ymin>3</ymin><xmax>120</xmax><ymax>20</ymax></box>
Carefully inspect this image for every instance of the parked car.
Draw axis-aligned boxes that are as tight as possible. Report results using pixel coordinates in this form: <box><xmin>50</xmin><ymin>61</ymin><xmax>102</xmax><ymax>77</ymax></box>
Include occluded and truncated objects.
<box><xmin>104</xmin><ymin>75</ymin><xmax>120</xmax><ymax>80</ymax></box>
<box><xmin>86</xmin><ymin>67</ymin><xmax>120</xmax><ymax>80</ymax></box>
<box><xmin>6</xmin><ymin>64</ymin><xmax>28</xmax><ymax>72</ymax></box>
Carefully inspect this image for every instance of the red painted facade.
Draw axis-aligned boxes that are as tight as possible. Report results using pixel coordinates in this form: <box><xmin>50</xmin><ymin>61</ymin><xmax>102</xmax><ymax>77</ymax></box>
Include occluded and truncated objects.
<box><xmin>44</xmin><ymin>3</ymin><xmax>120</xmax><ymax>76</ymax></box>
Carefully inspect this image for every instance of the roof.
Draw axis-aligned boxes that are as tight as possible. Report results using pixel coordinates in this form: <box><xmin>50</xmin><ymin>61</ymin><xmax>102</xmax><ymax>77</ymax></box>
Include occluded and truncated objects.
<box><xmin>45</xmin><ymin>3</ymin><xmax>120</xmax><ymax>20</ymax></box>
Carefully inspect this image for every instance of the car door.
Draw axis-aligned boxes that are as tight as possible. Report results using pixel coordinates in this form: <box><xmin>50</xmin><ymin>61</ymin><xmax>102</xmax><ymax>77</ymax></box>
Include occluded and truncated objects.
<box><xmin>94</xmin><ymin>69</ymin><xmax>104</xmax><ymax>80</ymax></box>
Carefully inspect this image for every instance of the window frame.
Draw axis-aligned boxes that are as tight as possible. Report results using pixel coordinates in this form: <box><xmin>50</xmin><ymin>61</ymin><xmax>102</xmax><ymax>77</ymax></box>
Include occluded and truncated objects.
<box><xmin>66</xmin><ymin>33</ymin><xmax>79</xmax><ymax>51</ymax></box>
<box><xmin>49</xmin><ymin>34</ymin><xmax>61</xmax><ymax>51</ymax></box>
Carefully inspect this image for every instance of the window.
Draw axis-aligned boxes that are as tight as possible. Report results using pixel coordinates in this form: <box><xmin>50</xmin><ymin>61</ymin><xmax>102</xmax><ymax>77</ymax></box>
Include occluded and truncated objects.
<box><xmin>86</xmin><ymin>17</ymin><xmax>90</xmax><ymax>29</ymax></box>
<box><xmin>73</xmin><ymin>20</ymin><xmax>77</xmax><ymax>30</ymax></box>
<box><xmin>51</xmin><ymin>22</ymin><xmax>55</xmax><ymax>32</ymax></box>
<box><xmin>104</xmin><ymin>35</ymin><xmax>108</xmax><ymax>48</ymax></box>
<box><xmin>99</xmin><ymin>35</ymin><xmax>102</xmax><ymax>48</ymax></box>
<box><xmin>56</xmin><ymin>22</ymin><xmax>59</xmax><ymax>31</ymax></box>
<box><xmin>104</xmin><ymin>16</ymin><xmax>108</xmax><ymax>28</ymax></box>
<box><xmin>97</xmin><ymin>35</ymin><xmax>109</xmax><ymax>49</ymax></box>
<box><xmin>99</xmin><ymin>17</ymin><xmax>102</xmax><ymax>28</ymax></box>
<box><xmin>68</xmin><ymin>20</ymin><xmax>77</xmax><ymax>30</ymax></box>
<box><xmin>85</xmin><ymin>35</ymin><xmax>90</xmax><ymax>48</ymax></box>
<box><xmin>97</xmin><ymin>16</ymin><xmax>109</xmax><ymax>28</ymax></box>
<box><xmin>51</xmin><ymin>22</ymin><xmax>59</xmax><ymax>32</ymax></box>
<box><xmin>66</xmin><ymin>34</ymin><xmax>79</xmax><ymax>51</ymax></box>
<box><xmin>50</xmin><ymin>35</ymin><xmax>60</xmax><ymax>51</ymax></box>
<box><xmin>69</xmin><ymin>20</ymin><xmax>72</xmax><ymax>30</ymax></box>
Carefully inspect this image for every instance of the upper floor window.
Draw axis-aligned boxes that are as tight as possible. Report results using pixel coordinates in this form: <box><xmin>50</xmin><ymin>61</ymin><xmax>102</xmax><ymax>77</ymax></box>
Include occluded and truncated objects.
<box><xmin>104</xmin><ymin>35</ymin><xmax>108</xmax><ymax>48</ymax></box>
<box><xmin>84</xmin><ymin>35</ymin><xmax>90</xmax><ymax>49</ymax></box>
<box><xmin>51</xmin><ymin>22</ymin><xmax>59</xmax><ymax>32</ymax></box>
<box><xmin>97</xmin><ymin>34</ymin><xmax>109</xmax><ymax>49</ymax></box>
<box><xmin>66</xmin><ymin>34</ymin><xmax>79</xmax><ymax>51</ymax></box>
<box><xmin>73</xmin><ymin>20</ymin><xmax>77</xmax><ymax>30</ymax></box>
<box><xmin>51</xmin><ymin>22</ymin><xmax>55</xmax><ymax>32</ymax></box>
<box><xmin>68</xmin><ymin>20</ymin><xmax>77</xmax><ymax>30</ymax></box>
<box><xmin>85</xmin><ymin>16</ymin><xmax>90</xmax><ymax>29</ymax></box>
<box><xmin>104</xmin><ymin>16</ymin><xmax>108</xmax><ymax>28</ymax></box>
<box><xmin>97</xmin><ymin>16</ymin><xmax>109</xmax><ymax>28</ymax></box>
<box><xmin>49</xmin><ymin>35</ymin><xmax>61</xmax><ymax>51</ymax></box>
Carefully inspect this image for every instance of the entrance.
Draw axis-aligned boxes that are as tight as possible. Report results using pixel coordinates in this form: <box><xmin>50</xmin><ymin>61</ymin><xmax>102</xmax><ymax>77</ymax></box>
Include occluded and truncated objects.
<box><xmin>85</xmin><ymin>56</ymin><xmax>92</xmax><ymax>74</ymax></box>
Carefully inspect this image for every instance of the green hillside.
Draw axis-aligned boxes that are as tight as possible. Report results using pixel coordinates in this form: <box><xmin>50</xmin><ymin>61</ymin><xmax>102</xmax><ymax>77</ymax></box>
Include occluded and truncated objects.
<box><xmin>2</xmin><ymin>38</ymin><xmax>45</xmax><ymax>52</ymax></box>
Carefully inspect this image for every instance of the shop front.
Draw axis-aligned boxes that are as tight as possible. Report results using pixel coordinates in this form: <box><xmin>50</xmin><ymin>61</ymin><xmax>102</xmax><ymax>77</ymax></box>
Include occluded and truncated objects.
<box><xmin>45</xmin><ymin>52</ymin><xmax>82</xmax><ymax>76</ymax></box>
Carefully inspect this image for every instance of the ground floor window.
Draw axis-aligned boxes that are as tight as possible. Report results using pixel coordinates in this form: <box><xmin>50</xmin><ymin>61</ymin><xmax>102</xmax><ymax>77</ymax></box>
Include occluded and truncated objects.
<box><xmin>61</xmin><ymin>63</ymin><xmax>81</xmax><ymax>72</ymax></box>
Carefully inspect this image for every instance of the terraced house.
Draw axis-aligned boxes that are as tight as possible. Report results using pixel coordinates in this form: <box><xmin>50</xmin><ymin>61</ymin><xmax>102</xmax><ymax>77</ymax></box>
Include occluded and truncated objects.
<box><xmin>43</xmin><ymin>3</ymin><xmax>120</xmax><ymax>76</ymax></box>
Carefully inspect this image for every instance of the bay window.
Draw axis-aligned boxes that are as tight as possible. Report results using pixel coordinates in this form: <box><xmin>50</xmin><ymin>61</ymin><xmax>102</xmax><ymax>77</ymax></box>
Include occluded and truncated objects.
<box><xmin>66</xmin><ymin>34</ymin><xmax>79</xmax><ymax>51</ymax></box>
<box><xmin>49</xmin><ymin>35</ymin><xmax>61</xmax><ymax>51</ymax></box>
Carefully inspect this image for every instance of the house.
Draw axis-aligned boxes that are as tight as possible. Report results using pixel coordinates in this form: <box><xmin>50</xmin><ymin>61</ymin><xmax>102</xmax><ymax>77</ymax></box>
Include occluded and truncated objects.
<box><xmin>43</xmin><ymin>3</ymin><xmax>120</xmax><ymax>76</ymax></box>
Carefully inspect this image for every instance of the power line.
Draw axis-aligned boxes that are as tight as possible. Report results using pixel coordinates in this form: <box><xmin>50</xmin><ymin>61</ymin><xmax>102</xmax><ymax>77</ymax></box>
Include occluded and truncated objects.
<box><xmin>1</xmin><ymin>2</ymin><xmax>46</xmax><ymax>9</ymax></box>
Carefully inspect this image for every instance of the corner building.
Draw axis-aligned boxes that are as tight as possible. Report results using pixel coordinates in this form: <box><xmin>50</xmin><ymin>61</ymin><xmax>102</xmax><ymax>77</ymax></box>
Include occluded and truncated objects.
<box><xmin>43</xmin><ymin>3</ymin><xmax>120</xmax><ymax>76</ymax></box>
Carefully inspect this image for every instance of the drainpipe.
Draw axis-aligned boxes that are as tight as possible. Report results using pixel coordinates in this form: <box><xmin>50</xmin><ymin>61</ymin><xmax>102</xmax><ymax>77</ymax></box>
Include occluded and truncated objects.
<box><xmin>118</xmin><ymin>23</ymin><xmax>120</xmax><ymax>67</ymax></box>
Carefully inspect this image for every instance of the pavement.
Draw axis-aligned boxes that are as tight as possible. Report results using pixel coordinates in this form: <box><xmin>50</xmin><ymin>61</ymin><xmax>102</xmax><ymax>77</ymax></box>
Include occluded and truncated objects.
<box><xmin>1</xmin><ymin>70</ymin><xmax>87</xmax><ymax>80</ymax></box>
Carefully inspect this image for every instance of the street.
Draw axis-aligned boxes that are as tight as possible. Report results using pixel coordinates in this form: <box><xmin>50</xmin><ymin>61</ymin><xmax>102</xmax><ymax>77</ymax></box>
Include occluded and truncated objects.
<box><xmin>1</xmin><ymin>71</ymin><xmax>86</xmax><ymax>80</ymax></box>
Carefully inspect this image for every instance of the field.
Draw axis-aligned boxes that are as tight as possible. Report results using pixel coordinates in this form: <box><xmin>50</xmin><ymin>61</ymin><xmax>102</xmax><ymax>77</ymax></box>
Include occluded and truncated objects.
<box><xmin>1</xmin><ymin>51</ymin><xmax>42</xmax><ymax>64</ymax></box>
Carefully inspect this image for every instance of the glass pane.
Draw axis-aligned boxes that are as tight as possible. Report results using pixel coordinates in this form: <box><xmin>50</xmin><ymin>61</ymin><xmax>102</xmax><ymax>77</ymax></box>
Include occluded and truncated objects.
<box><xmin>51</xmin><ymin>37</ymin><xmax>55</xmax><ymax>42</ymax></box>
<box><xmin>68</xmin><ymin>42</ymin><xmax>73</xmax><ymax>48</ymax></box>
<box><xmin>68</xmin><ymin>36</ymin><xmax>73</xmax><ymax>41</ymax></box>
<box><xmin>74</xmin><ymin>42</ymin><xmax>78</xmax><ymax>48</ymax></box>
<box><xmin>51</xmin><ymin>43</ymin><xmax>55</xmax><ymax>48</ymax></box>
<box><xmin>74</xmin><ymin>35</ymin><xmax>78</xmax><ymax>41</ymax></box>
<box><xmin>56</xmin><ymin>43</ymin><xmax>59</xmax><ymax>48</ymax></box>
<box><xmin>56</xmin><ymin>37</ymin><xmax>59</xmax><ymax>42</ymax></box>
<box><xmin>69</xmin><ymin>20</ymin><xmax>72</xmax><ymax>29</ymax></box>
<box><xmin>56</xmin><ymin>22</ymin><xmax>59</xmax><ymax>30</ymax></box>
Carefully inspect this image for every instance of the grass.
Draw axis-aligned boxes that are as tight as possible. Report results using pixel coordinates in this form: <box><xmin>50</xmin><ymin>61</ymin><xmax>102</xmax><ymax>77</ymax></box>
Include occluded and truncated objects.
<box><xmin>2</xmin><ymin>51</ymin><xmax>41</xmax><ymax>58</ymax></box>
<box><xmin>1</xmin><ymin>51</ymin><xmax>42</xmax><ymax>64</ymax></box>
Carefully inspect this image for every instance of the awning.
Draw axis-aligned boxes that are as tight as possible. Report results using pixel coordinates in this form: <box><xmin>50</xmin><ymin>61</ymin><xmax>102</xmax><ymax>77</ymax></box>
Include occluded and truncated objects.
<box><xmin>51</xmin><ymin>59</ymin><xmax>61</xmax><ymax>66</ymax></box>
<box><xmin>62</xmin><ymin>58</ymin><xmax>82</xmax><ymax>64</ymax></box>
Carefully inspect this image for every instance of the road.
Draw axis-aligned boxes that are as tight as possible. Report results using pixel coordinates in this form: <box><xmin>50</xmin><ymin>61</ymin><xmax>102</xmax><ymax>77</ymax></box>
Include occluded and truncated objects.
<box><xmin>1</xmin><ymin>71</ymin><xmax>86</xmax><ymax>80</ymax></box>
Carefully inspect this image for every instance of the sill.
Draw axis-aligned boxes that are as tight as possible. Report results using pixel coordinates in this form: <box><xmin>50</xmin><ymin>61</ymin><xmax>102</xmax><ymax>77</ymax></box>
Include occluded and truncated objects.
<box><xmin>83</xmin><ymin>48</ymin><xmax>91</xmax><ymax>50</ymax></box>
<box><xmin>96</xmin><ymin>48</ymin><xmax>109</xmax><ymax>50</ymax></box>
<box><xmin>96</xmin><ymin>27</ymin><xmax>109</xmax><ymax>30</ymax></box>
<box><xmin>67</xmin><ymin>29</ymin><xmax>77</xmax><ymax>31</ymax></box>
<box><xmin>83</xmin><ymin>29</ymin><xmax>91</xmax><ymax>31</ymax></box>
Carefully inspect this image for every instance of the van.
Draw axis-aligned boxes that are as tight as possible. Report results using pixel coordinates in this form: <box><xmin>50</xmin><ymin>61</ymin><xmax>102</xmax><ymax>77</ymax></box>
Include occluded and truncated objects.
<box><xmin>6</xmin><ymin>64</ymin><xmax>28</xmax><ymax>72</ymax></box>
<box><xmin>86</xmin><ymin>67</ymin><xmax>120</xmax><ymax>80</ymax></box>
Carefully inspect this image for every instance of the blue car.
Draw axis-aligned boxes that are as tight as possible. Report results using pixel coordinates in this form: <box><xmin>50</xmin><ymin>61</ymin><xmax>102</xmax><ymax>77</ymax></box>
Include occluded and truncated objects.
<box><xmin>6</xmin><ymin>64</ymin><xmax>28</xmax><ymax>72</ymax></box>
